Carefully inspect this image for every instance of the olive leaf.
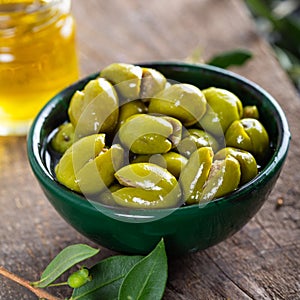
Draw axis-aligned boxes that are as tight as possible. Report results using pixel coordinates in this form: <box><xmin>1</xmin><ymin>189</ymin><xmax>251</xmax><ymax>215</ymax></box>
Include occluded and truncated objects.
<box><xmin>32</xmin><ymin>244</ymin><xmax>99</xmax><ymax>288</ymax></box>
<box><xmin>118</xmin><ymin>239</ymin><xmax>168</xmax><ymax>300</ymax></box>
<box><xmin>207</xmin><ymin>49</ymin><xmax>252</xmax><ymax>69</ymax></box>
<box><xmin>70</xmin><ymin>255</ymin><xmax>143</xmax><ymax>300</ymax></box>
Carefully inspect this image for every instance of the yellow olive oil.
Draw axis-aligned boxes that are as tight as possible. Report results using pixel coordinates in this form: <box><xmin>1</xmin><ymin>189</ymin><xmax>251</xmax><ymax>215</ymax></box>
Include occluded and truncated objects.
<box><xmin>0</xmin><ymin>0</ymin><xmax>79</xmax><ymax>135</ymax></box>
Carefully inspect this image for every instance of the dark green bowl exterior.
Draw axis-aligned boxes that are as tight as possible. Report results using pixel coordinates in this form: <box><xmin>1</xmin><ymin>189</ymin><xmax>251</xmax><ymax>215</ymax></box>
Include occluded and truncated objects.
<box><xmin>27</xmin><ymin>62</ymin><xmax>290</xmax><ymax>256</ymax></box>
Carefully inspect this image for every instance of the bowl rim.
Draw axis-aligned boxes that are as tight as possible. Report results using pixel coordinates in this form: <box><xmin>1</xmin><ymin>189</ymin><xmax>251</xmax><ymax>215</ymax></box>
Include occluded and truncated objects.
<box><xmin>27</xmin><ymin>61</ymin><xmax>291</xmax><ymax>218</ymax></box>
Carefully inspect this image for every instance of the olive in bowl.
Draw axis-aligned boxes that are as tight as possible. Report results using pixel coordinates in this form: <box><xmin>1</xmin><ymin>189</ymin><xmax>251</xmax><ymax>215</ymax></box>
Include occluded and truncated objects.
<box><xmin>27</xmin><ymin>62</ymin><xmax>290</xmax><ymax>256</ymax></box>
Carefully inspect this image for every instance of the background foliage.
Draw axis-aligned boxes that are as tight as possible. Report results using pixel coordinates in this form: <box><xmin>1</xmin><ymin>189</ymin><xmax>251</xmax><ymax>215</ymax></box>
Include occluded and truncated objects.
<box><xmin>245</xmin><ymin>0</ymin><xmax>300</xmax><ymax>91</ymax></box>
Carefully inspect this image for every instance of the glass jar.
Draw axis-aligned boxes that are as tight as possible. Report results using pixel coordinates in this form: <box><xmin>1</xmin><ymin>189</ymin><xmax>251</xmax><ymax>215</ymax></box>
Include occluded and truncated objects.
<box><xmin>0</xmin><ymin>0</ymin><xmax>79</xmax><ymax>136</ymax></box>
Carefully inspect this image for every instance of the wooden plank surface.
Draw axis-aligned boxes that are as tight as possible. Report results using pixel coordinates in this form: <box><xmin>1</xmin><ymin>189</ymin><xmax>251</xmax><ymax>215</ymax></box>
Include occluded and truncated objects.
<box><xmin>0</xmin><ymin>0</ymin><xmax>299</xmax><ymax>299</ymax></box>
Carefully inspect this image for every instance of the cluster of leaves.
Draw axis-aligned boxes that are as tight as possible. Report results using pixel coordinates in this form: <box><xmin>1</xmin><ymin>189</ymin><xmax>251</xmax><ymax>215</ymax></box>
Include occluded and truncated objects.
<box><xmin>1</xmin><ymin>240</ymin><xmax>167</xmax><ymax>300</ymax></box>
<box><xmin>245</xmin><ymin>0</ymin><xmax>300</xmax><ymax>90</ymax></box>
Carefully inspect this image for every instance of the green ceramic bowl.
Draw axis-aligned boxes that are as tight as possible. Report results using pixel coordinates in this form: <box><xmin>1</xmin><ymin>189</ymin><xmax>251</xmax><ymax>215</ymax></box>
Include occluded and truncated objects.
<box><xmin>27</xmin><ymin>62</ymin><xmax>290</xmax><ymax>256</ymax></box>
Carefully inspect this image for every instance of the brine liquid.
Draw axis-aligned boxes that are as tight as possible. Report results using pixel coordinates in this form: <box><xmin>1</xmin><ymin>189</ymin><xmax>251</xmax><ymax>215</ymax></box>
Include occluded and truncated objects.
<box><xmin>0</xmin><ymin>1</ymin><xmax>79</xmax><ymax>135</ymax></box>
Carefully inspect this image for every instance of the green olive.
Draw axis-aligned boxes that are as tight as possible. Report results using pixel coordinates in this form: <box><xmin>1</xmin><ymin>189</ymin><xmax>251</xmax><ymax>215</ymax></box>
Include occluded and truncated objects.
<box><xmin>161</xmin><ymin>116</ymin><xmax>182</xmax><ymax>147</ymax></box>
<box><xmin>113</xmin><ymin>162</ymin><xmax>181</xmax><ymax>208</ymax></box>
<box><xmin>177</xmin><ymin>128</ymin><xmax>220</xmax><ymax>157</ymax></box>
<box><xmin>75</xmin><ymin>144</ymin><xmax>124</xmax><ymax>195</ymax></box>
<box><xmin>243</xmin><ymin>105</ymin><xmax>259</xmax><ymax>119</ymax></box>
<box><xmin>180</xmin><ymin>147</ymin><xmax>241</xmax><ymax>204</ymax></box>
<box><xmin>67</xmin><ymin>268</ymin><xmax>91</xmax><ymax>289</ymax></box>
<box><xmin>199</xmin><ymin>155</ymin><xmax>241</xmax><ymax>202</ymax></box>
<box><xmin>55</xmin><ymin>134</ymin><xmax>106</xmax><ymax>192</ymax></box>
<box><xmin>68</xmin><ymin>78</ymin><xmax>119</xmax><ymax>137</ymax></box>
<box><xmin>159</xmin><ymin>152</ymin><xmax>188</xmax><ymax>178</ymax></box>
<box><xmin>97</xmin><ymin>183</ymin><xmax>123</xmax><ymax>206</ymax></box>
<box><xmin>51</xmin><ymin>122</ymin><xmax>75</xmax><ymax>153</ymax></box>
<box><xmin>140</xmin><ymin>67</ymin><xmax>167</xmax><ymax>99</ymax></box>
<box><xmin>148</xmin><ymin>83</ymin><xmax>207</xmax><ymax>126</ymax></box>
<box><xmin>132</xmin><ymin>152</ymin><xmax>188</xmax><ymax>178</ymax></box>
<box><xmin>179</xmin><ymin>147</ymin><xmax>213</xmax><ymax>205</ymax></box>
<box><xmin>225</xmin><ymin>118</ymin><xmax>269</xmax><ymax>160</ymax></box>
<box><xmin>199</xmin><ymin>87</ymin><xmax>243</xmax><ymax>136</ymax></box>
<box><xmin>214</xmin><ymin>147</ymin><xmax>258</xmax><ymax>185</ymax></box>
<box><xmin>55</xmin><ymin>134</ymin><xmax>124</xmax><ymax>194</ymax></box>
<box><xmin>118</xmin><ymin>114</ymin><xmax>182</xmax><ymax>154</ymax></box>
<box><xmin>116</xmin><ymin>100</ymin><xmax>147</xmax><ymax>131</ymax></box>
<box><xmin>100</xmin><ymin>63</ymin><xmax>143</xmax><ymax>100</ymax></box>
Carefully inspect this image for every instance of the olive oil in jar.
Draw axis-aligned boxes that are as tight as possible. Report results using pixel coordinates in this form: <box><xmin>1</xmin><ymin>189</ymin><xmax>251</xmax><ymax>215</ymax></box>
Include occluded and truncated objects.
<box><xmin>0</xmin><ymin>0</ymin><xmax>79</xmax><ymax>135</ymax></box>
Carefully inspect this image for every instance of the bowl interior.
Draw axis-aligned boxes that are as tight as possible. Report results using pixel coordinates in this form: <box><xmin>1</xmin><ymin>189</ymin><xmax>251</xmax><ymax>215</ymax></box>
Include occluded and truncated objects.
<box><xmin>27</xmin><ymin>62</ymin><xmax>290</xmax><ymax>254</ymax></box>
<box><xmin>32</xmin><ymin>62</ymin><xmax>288</xmax><ymax>188</ymax></box>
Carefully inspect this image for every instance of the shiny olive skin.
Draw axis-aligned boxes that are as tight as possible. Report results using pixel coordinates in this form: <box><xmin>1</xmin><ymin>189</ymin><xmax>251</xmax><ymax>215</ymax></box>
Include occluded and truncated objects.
<box><xmin>116</xmin><ymin>100</ymin><xmax>148</xmax><ymax>131</ymax></box>
<box><xmin>55</xmin><ymin>134</ymin><xmax>106</xmax><ymax>192</ymax></box>
<box><xmin>177</xmin><ymin>128</ymin><xmax>220</xmax><ymax>157</ymax></box>
<box><xmin>214</xmin><ymin>147</ymin><xmax>258</xmax><ymax>185</ymax></box>
<box><xmin>113</xmin><ymin>163</ymin><xmax>181</xmax><ymax>208</ymax></box>
<box><xmin>67</xmin><ymin>268</ymin><xmax>91</xmax><ymax>288</ymax></box>
<box><xmin>180</xmin><ymin>147</ymin><xmax>241</xmax><ymax>204</ymax></box>
<box><xmin>68</xmin><ymin>78</ymin><xmax>119</xmax><ymax>137</ymax></box>
<box><xmin>100</xmin><ymin>63</ymin><xmax>143</xmax><ymax>100</ymax></box>
<box><xmin>148</xmin><ymin>83</ymin><xmax>207</xmax><ymax>126</ymax></box>
<box><xmin>118</xmin><ymin>114</ymin><xmax>182</xmax><ymax>154</ymax></box>
<box><xmin>140</xmin><ymin>67</ymin><xmax>167</xmax><ymax>99</ymax></box>
<box><xmin>199</xmin><ymin>155</ymin><xmax>241</xmax><ymax>202</ymax></box>
<box><xmin>55</xmin><ymin>134</ymin><xmax>124</xmax><ymax>194</ymax></box>
<box><xmin>52</xmin><ymin>63</ymin><xmax>272</xmax><ymax>207</ymax></box>
<box><xmin>75</xmin><ymin>144</ymin><xmax>124</xmax><ymax>195</ymax></box>
<box><xmin>199</xmin><ymin>87</ymin><xmax>243</xmax><ymax>136</ymax></box>
<box><xmin>132</xmin><ymin>152</ymin><xmax>188</xmax><ymax>178</ymax></box>
<box><xmin>225</xmin><ymin>118</ymin><xmax>269</xmax><ymax>161</ymax></box>
<box><xmin>180</xmin><ymin>147</ymin><xmax>213</xmax><ymax>205</ymax></box>
<box><xmin>51</xmin><ymin>122</ymin><xmax>75</xmax><ymax>153</ymax></box>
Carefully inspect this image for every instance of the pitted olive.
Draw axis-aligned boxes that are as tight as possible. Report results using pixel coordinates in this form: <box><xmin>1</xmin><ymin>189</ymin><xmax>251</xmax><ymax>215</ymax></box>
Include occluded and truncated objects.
<box><xmin>55</xmin><ymin>134</ymin><xmax>106</xmax><ymax>192</ymax></box>
<box><xmin>225</xmin><ymin>118</ymin><xmax>269</xmax><ymax>160</ymax></box>
<box><xmin>68</xmin><ymin>78</ymin><xmax>119</xmax><ymax>137</ymax></box>
<box><xmin>162</xmin><ymin>116</ymin><xmax>182</xmax><ymax>147</ymax></box>
<box><xmin>55</xmin><ymin>134</ymin><xmax>124</xmax><ymax>194</ymax></box>
<box><xmin>100</xmin><ymin>63</ymin><xmax>143</xmax><ymax>100</ymax></box>
<box><xmin>177</xmin><ymin>128</ymin><xmax>220</xmax><ymax>157</ymax></box>
<box><xmin>76</xmin><ymin>144</ymin><xmax>124</xmax><ymax>194</ymax></box>
<box><xmin>180</xmin><ymin>147</ymin><xmax>241</xmax><ymax>204</ymax></box>
<box><xmin>140</xmin><ymin>67</ymin><xmax>167</xmax><ymax>99</ymax></box>
<box><xmin>199</xmin><ymin>87</ymin><xmax>243</xmax><ymax>136</ymax></box>
<box><xmin>214</xmin><ymin>147</ymin><xmax>258</xmax><ymax>184</ymax></box>
<box><xmin>51</xmin><ymin>122</ymin><xmax>75</xmax><ymax>153</ymax></box>
<box><xmin>52</xmin><ymin>63</ymin><xmax>271</xmax><ymax>208</ymax></box>
<box><xmin>132</xmin><ymin>152</ymin><xmax>188</xmax><ymax>178</ymax></box>
<box><xmin>118</xmin><ymin>114</ymin><xmax>182</xmax><ymax>154</ymax></box>
<box><xmin>199</xmin><ymin>155</ymin><xmax>241</xmax><ymax>202</ymax></box>
<box><xmin>148</xmin><ymin>83</ymin><xmax>207</xmax><ymax>126</ymax></box>
<box><xmin>113</xmin><ymin>163</ymin><xmax>181</xmax><ymax>208</ymax></box>
<box><xmin>180</xmin><ymin>147</ymin><xmax>213</xmax><ymax>205</ymax></box>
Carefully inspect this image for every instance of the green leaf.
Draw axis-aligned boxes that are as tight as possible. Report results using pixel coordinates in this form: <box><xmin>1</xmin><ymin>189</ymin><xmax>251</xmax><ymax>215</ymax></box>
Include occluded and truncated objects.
<box><xmin>275</xmin><ymin>17</ymin><xmax>300</xmax><ymax>57</ymax></box>
<box><xmin>207</xmin><ymin>49</ymin><xmax>253</xmax><ymax>69</ymax></box>
<box><xmin>118</xmin><ymin>239</ymin><xmax>168</xmax><ymax>300</ymax></box>
<box><xmin>245</xmin><ymin>0</ymin><xmax>276</xmax><ymax>23</ymax></box>
<box><xmin>32</xmin><ymin>244</ymin><xmax>99</xmax><ymax>288</ymax></box>
<box><xmin>71</xmin><ymin>255</ymin><xmax>143</xmax><ymax>300</ymax></box>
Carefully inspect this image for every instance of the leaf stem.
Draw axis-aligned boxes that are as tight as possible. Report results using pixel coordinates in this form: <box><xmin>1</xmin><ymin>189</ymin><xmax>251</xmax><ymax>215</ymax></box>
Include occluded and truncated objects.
<box><xmin>48</xmin><ymin>282</ymin><xmax>68</xmax><ymax>287</ymax></box>
<box><xmin>0</xmin><ymin>266</ymin><xmax>62</xmax><ymax>300</ymax></box>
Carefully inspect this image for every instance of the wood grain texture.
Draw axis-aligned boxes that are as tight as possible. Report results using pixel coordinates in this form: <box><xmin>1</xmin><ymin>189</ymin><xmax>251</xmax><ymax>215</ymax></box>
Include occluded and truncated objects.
<box><xmin>0</xmin><ymin>0</ymin><xmax>299</xmax><ymax>299</ymax></box>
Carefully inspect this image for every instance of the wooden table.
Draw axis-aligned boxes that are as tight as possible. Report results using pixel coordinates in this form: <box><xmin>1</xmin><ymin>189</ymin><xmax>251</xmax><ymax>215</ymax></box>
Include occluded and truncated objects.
<box><xmin>1</xmin><ymin>0</ymin><xmax>299</xmax><ymax>299</ymax></box>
